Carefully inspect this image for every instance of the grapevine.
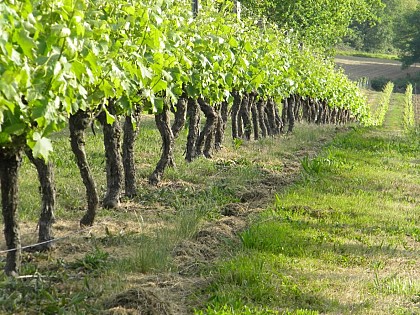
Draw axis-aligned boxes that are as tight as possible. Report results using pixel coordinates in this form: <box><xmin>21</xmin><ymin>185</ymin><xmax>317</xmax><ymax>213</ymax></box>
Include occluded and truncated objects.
<box><xmin>403</xmin><ymin>84</ymin><xmax>414</xmax><ymax>130</ymax></box>
<box><xmin>0</xmin><ymin>0</ymin><xmax>371</xmax><ymax>275</ymax></box>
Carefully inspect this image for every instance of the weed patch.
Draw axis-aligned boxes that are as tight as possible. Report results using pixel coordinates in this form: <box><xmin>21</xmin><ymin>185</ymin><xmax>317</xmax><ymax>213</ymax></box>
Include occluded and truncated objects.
<box><xmin>0</xmin><ymin>257</ymin><xmax>102</xmax><ymax>314</ymax></box>
<box><xmin>105</xmin><ymin>287</ymin><xmax>172</xmax><ymax>315</ymax></box>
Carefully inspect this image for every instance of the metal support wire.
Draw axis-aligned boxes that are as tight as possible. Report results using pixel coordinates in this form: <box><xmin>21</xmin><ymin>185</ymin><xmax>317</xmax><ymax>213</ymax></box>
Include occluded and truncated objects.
<box><xmin>0</xmin><ymin>221</ymin><xmax>109</xmax><ymax>255</ymax></box>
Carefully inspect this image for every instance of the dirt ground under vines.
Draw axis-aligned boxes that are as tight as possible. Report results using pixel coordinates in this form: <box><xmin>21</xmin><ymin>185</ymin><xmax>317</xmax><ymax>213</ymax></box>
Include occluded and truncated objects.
<box><xmin>102</xmin><ymin>173</ymin><xmax>302</xmax><ymax>314</ymax></box>
<box><xmin>3</xmin><ymin>133</ymin><xmax>338</xmax><ymax>315</ymax></box>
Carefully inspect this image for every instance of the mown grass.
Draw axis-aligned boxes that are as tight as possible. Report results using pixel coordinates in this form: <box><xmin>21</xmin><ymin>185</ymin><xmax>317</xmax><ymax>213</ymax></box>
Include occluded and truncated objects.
<box><xmin>195</xmin><ymin>96</ymin><xmax>420</xmax><ymax>315</ymax></box>
<box><xmin>0</xmin><ymin>107</ymin><xmax>346</xmax><ymax>313</ymax></box>
<box><xmin>335</xmin><ymin>49</ymin><xmax>399</xmax><ymax>61</ymax></box>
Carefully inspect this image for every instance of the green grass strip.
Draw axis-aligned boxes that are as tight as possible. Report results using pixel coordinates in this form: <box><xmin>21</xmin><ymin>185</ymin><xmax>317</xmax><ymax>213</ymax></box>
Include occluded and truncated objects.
<box><xmin>371</xmin><ymin>81</ymin><xmax>394</xmax><ymax>126</ymax></box>
<box><xmin>196</xmin><ymin>97</ymin><xmax>420</xmax><ymax>315</ymax></box>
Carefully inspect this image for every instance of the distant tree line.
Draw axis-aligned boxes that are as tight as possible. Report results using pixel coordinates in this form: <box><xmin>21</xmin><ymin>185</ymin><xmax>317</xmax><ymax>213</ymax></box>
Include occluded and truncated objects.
<box><xmin>238</xmin><ymin>0</ymin><xmax>383</xmax><ymax>54</ymax></box>
<box><xmin>239</xmin><ymin>0</ymin><xmax>420</xmax><ymax>66</ymax></box>
<box><xmin>343</xmin><ymin>0</ymin><xmax>419</xmax><ymax>57</ymax></box>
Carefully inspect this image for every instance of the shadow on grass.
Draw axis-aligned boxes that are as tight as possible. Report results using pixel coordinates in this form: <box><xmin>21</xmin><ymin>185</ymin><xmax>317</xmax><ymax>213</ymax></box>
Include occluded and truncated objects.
<box><xmin>331</xmin><ymin>128</ymin><xmax>420</xmax><ymax>156</ymax></box>
<box><xmin>201</xmin><ymin>247</ymin><xmax>373</xmax><ymax>314</ymax></box>
<box><xmin>240</xmin><ymin>213</ymin><xmax>419</xmax><ymax>266</ymax></box>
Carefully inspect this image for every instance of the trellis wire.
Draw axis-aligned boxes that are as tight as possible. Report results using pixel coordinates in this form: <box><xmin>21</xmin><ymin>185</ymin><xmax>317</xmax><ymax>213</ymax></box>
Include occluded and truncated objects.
<box><xmin>0</xmin><ymin>221</ymin><xmax>108</xmax><ymax>255</ymax></box>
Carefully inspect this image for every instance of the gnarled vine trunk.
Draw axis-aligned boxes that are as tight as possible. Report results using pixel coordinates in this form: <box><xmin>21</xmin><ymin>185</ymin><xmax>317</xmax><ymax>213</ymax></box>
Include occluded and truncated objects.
<box><xmin>123</xmin><ymin>111</ymin><xmax>140</xmax><ymax>198</ymax></box>
<box><xmin>266</xmin><ymin>98</ymin><xmax>281</xmax><ymax>135</ymax></box>
<box><xmin>251</xmin><ymin>99</ymin><xmax>260</xmax><ymax>140</ymax></box>
<box><xmin>196</xmin><ymin>97</ymin><xmax>217</xmax><ymax>158</ymax></box>
<box><xmin>69</xmin><ymin>110</ymin><xmax>99</xmax><ymax>226</ymax></box>
<box><xmin>214</xmin><ymin>101</ymin><xmax>228</xmax><ymax>151</ymax></box>
<box><xmin>98</xmin><ymin>102</ymin><xmax>124</xmax><ymax>209</ymax></box>
<box><xmin>26</xmin><ymin>149</ymin><xmax>55</xmax><ymax>250</ymax></box>
<box><xmin>273</xmin><ymin>99</ymin><xmax>283</xmax><ymax>134</ymax></box>
<box><xmin>331</xmin><ymin>107</ymin><xmax>338</xmax><ymax>125</ymax></box>
<box><xmin>313</xmin><ymin>100</ymin><xmax>320</xmax><ymax>123</ymax></box>
<box><xmin>287</xmin><ymin>95</ymin><xmax>296</xmax><ymax>133</ymax></box>
<box><xmin>302</xmin><ymin>98</ymin><xmax>310</xmax><ymax>122</ymax></box>
<box><xmin>186</xmin><ymin>98</ymin><xmax>200</xmax><ymax>162</ymax></box>
<box><xmin>231</xmin><ymin>91</ymin><xmax>241</xmax><ymax>139</ymax></box>
<box><xmin>0</xmin><ymin>147</ymin><xmax>22</xmax><ymax>276</ymax></box>
<box><xmin>171</xmin><ymin>96</ymin><xmax>187</xmax><ymax>139</ymax></box>
<box><xmin>257</xmin><ymin>99</ymin><xmax>268</xmax><ymax>137</ymax></box>
<box><xmin>324</xmin><ymin>106</ymin><xmax>329</xmax><ymax>124</ymax></box>
<box><xmin>149</xmin><ymin>104</ymin><xmax>175</xmax><ymax>185</ymax></box>
<box><xmin>294</xmin><ymin>95</ymin><xmax>303</xmax><ymax>122</ymax></box>
<box><xmin>239</xmin><ymin>94</ymin><xmax>252</xmax><ymax>141</ymax></box>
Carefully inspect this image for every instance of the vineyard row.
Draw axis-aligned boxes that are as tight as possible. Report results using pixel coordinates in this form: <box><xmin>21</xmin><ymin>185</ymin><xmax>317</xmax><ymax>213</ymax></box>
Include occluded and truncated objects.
<box><xmin>0</xmin><ymin>0</ymin><xmax>372</xmax><ymax>275</ymax></box>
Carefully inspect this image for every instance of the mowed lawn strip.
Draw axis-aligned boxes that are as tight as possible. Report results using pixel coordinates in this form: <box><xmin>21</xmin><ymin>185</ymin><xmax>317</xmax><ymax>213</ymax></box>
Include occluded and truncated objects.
<box><xmin>195</xmin><ymin>95</ymin><xmax>420</xmax><ymax>315</ymax></box>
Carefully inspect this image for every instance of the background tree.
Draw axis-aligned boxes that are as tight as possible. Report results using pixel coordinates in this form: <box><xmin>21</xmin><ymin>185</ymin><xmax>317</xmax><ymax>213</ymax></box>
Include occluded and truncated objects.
<box><xmin>238</xmin><ymin>0</ymin><xmax>383</xmax><ymax>54</ymax></box>
<box><xmin>394</xmin><ymin>3</ymin><xmax>420</xmax><ymax>67</ymax></box>
<box><xmin>344</xmin><ymin>0</ymin><xmax>418</xmax><ymax>53</ymax></box>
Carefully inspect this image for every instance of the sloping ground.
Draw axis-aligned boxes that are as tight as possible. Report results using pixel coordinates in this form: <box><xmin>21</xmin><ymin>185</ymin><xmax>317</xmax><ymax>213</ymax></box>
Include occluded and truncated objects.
<box><xmin>0</xmin><ymin>117</ymin><xmax>346</xmax><ymax>314</ymax></box>
<box><xmin>335</xmin><ymin>55</ymin><xmax>420</xmax><ymax>81</ymax></box>
<box><xmin>1</xmin><ymin>90</ymin><xmax>417</xmax><ymax>314</ymax></box>
<box><xmin>193</xmin><ymin>94</ymin><xmax>420</xmax><ymax>314</ymax></box>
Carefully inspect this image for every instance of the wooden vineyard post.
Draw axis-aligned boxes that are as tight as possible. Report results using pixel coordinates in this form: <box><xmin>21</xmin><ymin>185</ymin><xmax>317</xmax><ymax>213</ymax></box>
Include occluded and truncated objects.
<box><xmin>234</xmin><ymin>1</ymin><xmax>241</xmax><ymax>20</ymax></box>
<box><xmin>192</xmin><ymin>0</ymin><xmax>198</xmax><ymax>17</ymax></box>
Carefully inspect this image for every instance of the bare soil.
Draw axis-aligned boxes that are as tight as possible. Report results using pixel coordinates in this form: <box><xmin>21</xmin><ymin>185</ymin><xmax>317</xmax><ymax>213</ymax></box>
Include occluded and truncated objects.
<box><xmin>335</xmin><ymin>55</ymin><xmax>420</xmax><ymax>81</ymax></box>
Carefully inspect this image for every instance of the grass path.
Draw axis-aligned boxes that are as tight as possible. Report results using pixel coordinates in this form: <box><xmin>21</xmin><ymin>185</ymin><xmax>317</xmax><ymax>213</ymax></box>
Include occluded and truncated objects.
<box><xmin>1</xmin><ymin>92</ymin><xmax>418</xmax><ymax>314</ymax></box>
<box><xmin>384</xmin><ymin>93</ymin><xmax>405</xmax><ymax>130</ymax></box>
<box><xmin>195</xmin><ymin>96</ymin><xmax>420</xmax><ymax>315</ymax></box>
